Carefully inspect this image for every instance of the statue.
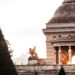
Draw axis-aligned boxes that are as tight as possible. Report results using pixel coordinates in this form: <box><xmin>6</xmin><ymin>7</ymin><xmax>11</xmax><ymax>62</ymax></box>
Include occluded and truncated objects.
<box><xmin>29</xmin><ymin>46</ymin><xmax>39</xmax><ymax>60</ymax></box>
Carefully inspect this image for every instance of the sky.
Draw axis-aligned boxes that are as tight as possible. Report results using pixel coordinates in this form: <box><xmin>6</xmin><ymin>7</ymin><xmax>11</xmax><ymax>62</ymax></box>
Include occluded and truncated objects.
<box><xmin>0</xmin><ymin>0</ymin><xmax>63</xmax><ymax>59</ymax></box>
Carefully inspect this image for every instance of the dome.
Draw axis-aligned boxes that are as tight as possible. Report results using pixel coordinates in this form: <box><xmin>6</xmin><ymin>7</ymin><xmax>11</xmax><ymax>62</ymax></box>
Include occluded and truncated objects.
<box><xmin>64</xmin><ymin>0</ymin><xmax>75</xmax><ymax>3</ymax></box>
<box><xmin>47</xmin><ymin>0</ymin><xmax>75</xmax><ymax>24</ymax></box>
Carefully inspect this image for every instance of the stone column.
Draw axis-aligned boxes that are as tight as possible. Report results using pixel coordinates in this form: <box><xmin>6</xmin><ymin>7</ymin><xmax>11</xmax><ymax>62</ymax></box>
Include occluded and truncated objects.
<box><xmin>68</xmin><ymin>46</ymin><xmax>72</xmax><ymax>64</ymax></box>
<box><xmin>58</xmin><ymin>46</ymin><xmax>62</xmax><ymax>64</ymax></box>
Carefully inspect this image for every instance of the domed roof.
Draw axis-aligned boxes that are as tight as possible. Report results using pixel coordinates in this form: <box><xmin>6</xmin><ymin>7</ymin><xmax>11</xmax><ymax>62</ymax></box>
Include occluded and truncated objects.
<box><xmin>47</xmin><ymin>0</ymin><xmax>75</xmax><ymax>24</ymax></box>
<box><xmin>64</xmin><ymin>0</ymin><xmax>75</xmax><ymax>3</ymax></box>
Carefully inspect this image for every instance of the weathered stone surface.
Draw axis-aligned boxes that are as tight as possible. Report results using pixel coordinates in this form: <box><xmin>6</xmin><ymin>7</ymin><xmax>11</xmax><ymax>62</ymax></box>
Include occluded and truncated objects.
<box><xmin>47</xmin><ymin>0</ymin><xmax>75</xmax><ymax>24</ymax></box>
<box><xmin>43</xmin><ymin>0</ymin><xmax>75</xmax><ymax>65</ymax></box>
<box><xmin>16</xmin><ymin>65</ymin><xmax>75</xmax><ymax>75</ymax></box>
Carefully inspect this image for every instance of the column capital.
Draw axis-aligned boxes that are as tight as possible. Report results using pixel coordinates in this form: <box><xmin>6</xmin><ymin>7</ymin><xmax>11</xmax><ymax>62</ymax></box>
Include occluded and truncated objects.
<box><xmin>68</xmin><ymin>46</ymin><xmax>71</xmax><ymax>52</ymax></box>
<box><xmin>59</xmin><ymin>46</ymin><xmax>61</xmax><ymax>53</ymax></box>
<box><xmin>69</xmin><ymin>46</ymin><xmax>71</xmax><ymax>49</ymax></box>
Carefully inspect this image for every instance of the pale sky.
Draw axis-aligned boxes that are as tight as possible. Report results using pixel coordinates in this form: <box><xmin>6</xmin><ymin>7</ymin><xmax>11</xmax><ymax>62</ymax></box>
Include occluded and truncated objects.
<box><xmin>0</xmin><ymin>0</ymin><xmax>63</xmax><ymax>58</ymax></box>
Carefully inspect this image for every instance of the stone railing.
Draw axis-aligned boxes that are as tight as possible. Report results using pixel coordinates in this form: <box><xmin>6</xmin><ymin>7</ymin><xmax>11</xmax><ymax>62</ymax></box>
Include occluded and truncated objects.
<box><xmin>16</xmin><ymin>64</ymin><xmax>75</xmax><ymax>72</ymax></box>
<box><xmin>16</xmin><ymin>65</ymin><xmax>55</xmax><ymax>72</ymax></box>
<box><xmin>15</xmin><ymin>65</ymin><xmax>75</xmax><ymax>75</ymax></box>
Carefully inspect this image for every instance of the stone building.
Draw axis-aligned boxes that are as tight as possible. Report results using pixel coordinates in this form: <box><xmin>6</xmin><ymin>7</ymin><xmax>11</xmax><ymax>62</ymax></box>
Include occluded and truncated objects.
<box><xmin>16</xmin><ymin>0</ymin><xmax>75</xmax><ymax>75</ymax></box>
<box><xmin>43</xmin><ymin>0</ymin><xmax>75</xmax><ymax>65</ymax></box>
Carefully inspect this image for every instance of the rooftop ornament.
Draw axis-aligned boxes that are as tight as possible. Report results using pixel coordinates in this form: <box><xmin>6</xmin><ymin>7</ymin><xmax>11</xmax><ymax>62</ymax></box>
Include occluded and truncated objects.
<box><xmin>28</xmin><ymin>46</ymin><xmax>39</xmax><ymax>60</ymax></box>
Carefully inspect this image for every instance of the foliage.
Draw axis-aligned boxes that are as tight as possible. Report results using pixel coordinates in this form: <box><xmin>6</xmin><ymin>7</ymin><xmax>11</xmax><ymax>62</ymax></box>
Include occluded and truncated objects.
<box><xmin>6</xmin><ymin>40</ymin><xmax>13</xmax><ymax>57</ymax></box>
<box><xmin>0</xmin><ymin>29</ymin><xmax>18</xmax><ymax>75</ymax></box>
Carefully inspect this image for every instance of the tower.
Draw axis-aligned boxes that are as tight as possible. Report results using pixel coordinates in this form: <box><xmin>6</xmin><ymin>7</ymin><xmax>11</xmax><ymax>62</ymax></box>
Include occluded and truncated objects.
<box><xmin>43</xmin><ymin>0</ymin><xmax>75</xmax><ymax>65</ymax></box>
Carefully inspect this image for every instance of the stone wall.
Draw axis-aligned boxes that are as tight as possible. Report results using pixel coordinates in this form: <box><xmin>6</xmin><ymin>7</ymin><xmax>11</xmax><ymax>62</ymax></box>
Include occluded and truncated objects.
<box><xmin>16</xmin><ymin>65</ymin><xmax>75</xmax><ymax>75</ymax></box>
<box><xmin>18</xmin><ymin>71</ymin><xmax>57</xmax><ymax>75</ymax></box>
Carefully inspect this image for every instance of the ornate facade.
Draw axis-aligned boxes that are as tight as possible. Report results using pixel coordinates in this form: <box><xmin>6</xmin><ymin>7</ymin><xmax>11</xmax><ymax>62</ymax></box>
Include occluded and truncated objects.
<box><xmin>43</xmin><ymin>0</ymin><xmax>75</xmax><ymax>65</ymax></box>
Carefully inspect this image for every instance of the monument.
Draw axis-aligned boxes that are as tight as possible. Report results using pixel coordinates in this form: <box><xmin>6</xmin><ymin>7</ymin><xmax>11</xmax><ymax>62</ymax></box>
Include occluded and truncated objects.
<box><xmin>16</xmin><ymin>0</ymin><xmax>75</xmax><ymax>75</ymax></box>
<box><xmin>28</xmin><ymin>46</ymin><xmax>39</xmax><ymax>65</ymax></box>
<box><xmin>43</xmin><ymin>0</ymin><xmax>75</xmax><ymax>65</ymax></box>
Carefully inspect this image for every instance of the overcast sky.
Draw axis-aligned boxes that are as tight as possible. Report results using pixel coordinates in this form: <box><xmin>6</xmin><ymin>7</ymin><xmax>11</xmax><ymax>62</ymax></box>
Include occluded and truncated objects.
<box><xmin>0</xmin><ymin>0</ymin><xmax>63</xmax><ymax>58</ymax></box>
